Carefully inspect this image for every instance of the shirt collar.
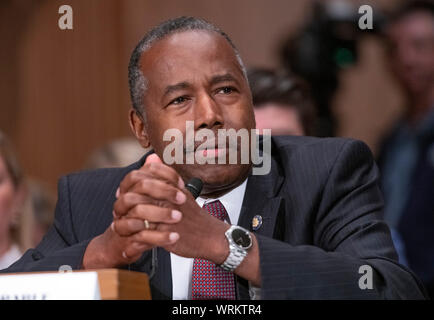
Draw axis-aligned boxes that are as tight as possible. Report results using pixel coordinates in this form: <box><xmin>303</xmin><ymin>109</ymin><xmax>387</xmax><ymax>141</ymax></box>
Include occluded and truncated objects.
<box><xmin>196</xmin><ymin>178</ymin><xmax>248</xmax><ymax>225</ymax></box>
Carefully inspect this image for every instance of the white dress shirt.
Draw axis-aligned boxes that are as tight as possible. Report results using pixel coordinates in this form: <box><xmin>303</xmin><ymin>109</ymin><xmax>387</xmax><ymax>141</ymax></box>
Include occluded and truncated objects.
<box><xmin>170</xmin><ymin>178</ymin><xmax>248</xmax><ymax>300</ymax></box>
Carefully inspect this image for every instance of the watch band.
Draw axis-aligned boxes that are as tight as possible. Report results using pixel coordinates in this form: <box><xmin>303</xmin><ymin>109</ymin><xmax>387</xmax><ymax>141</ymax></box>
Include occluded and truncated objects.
<box><xmin>219</xmin><ymin>226</ymin><xmax>251</xmax><ymax>272</ymax></box>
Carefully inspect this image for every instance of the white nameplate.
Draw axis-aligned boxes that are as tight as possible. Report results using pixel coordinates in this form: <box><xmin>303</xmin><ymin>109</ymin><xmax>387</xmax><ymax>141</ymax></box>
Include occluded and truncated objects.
<box><xmin>0</xmin><ymin>272</ymin><xmax>101</xmax><ymax>300</ymax></box>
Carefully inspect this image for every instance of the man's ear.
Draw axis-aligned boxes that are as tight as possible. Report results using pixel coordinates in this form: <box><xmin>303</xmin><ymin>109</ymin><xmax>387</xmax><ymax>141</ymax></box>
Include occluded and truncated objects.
<box><xmin>129</xmin><ymin>109</ymin><xmax>151</xmax><ymax>148</ymax></box>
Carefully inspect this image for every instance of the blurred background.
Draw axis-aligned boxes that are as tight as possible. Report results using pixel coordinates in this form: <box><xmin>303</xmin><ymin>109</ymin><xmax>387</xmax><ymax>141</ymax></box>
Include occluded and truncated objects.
<box><xmin>1</xmin><ymin>0</ymin><xmax>433</xmax><ymax>297</ymax></box>
<box><xmin>0</xmin><ymin>0</ymin><xmax>406</xmax><ymax>189</ymax></box>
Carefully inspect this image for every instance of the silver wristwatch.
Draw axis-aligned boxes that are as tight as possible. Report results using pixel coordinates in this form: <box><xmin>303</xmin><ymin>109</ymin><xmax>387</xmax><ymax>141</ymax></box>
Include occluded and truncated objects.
<box><xmin>219</xmin><ymin>225</ymin><xmax>253</xmax><ymax>272</ymax></box>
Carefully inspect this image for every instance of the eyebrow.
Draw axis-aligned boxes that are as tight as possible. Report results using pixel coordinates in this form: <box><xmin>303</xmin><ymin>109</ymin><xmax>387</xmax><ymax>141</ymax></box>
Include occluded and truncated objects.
<box><xmin>163</xmin><ymin>82</ymin><xmax>191</xmax><ymax>99</ymax></box>
<box><xmin>162</xmin><ymin>73</ymin><xmax>240</xmax><ymax>101</ymax></box>
<box><xmin>210</xmin><ymin>73</ymin><xmax>239</xmax><ymax>87</ymax></box>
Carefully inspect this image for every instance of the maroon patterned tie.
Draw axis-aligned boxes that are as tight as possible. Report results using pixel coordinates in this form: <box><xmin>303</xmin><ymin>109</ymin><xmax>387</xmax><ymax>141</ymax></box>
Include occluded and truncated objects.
<box><xmin>191</xmin><ymin>200</ymin><xmax>236</xmax><ymax>300</ymax></box>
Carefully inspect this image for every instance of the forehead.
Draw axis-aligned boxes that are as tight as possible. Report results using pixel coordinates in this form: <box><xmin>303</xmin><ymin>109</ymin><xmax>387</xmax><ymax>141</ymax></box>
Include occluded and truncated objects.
<box><xmin>139</xmin><ymin>30</ymin><xmax>243</xmax><ymax>87</ymax></box>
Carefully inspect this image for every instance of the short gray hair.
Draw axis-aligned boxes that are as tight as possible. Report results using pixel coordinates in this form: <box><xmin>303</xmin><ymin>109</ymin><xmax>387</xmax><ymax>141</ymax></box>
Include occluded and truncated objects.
<box><xmin>127</xmin><ymin>16</ymin><xmax>247</xmax><ymax>118</ymax></box>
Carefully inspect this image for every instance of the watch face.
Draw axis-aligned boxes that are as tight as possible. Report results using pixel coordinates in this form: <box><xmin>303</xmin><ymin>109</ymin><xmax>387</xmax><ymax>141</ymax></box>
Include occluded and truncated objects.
<box><xmin>231</xmin><ymin>228</ymin><xmax>252</xmax><ymax>249</ymax></box>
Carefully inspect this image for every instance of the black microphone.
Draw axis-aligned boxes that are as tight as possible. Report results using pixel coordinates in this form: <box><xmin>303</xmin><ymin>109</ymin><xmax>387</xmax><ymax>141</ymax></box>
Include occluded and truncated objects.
<box><xmin>185</xmin><ymin>177</ymin><xmax>203</xmax><ymax>199</ymax></box>
<box><xmin>148</xmin><ymin>177</ymin><xmax>203</xmax><ymax>280</ymax></box>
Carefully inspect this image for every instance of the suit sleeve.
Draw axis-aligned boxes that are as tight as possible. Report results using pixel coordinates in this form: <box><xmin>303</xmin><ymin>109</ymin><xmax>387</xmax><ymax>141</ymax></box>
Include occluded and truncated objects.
<box><xmin>1</xmin><ymin>175</ymin><xmax>91</xmax><ymax>273</ymax></box>
<box><xmin>256</xmin><ymin>139</ymin><xmax>427</xmax><ymax>299</ymax></box>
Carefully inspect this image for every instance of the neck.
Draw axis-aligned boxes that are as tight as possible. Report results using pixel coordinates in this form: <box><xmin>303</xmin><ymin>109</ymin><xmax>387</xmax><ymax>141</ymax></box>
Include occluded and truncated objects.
<box><xmin>201</xmin><ymin>184</ymin><xmax>238</xmax><ymax>199</ymax></box>
<box><xmin>201</xmin><ymin>173</ymin><xmax>249</xmax><ymax>199</ymax></box>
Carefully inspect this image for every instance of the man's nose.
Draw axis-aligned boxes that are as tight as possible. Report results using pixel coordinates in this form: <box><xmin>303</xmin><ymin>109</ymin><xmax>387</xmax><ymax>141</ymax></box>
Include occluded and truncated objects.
<box><xmin>194</xmin><ymin>92</ymin><xmax>224</xmax><ymax>130</ymax></box>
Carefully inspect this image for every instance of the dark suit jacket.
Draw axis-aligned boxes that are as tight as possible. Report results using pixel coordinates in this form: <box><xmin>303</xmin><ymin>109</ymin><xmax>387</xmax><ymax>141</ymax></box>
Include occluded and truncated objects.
<box><xmin>3</xmin><ymin>136</ymin><xmax>427</xmax><ymax>299</ymax></box>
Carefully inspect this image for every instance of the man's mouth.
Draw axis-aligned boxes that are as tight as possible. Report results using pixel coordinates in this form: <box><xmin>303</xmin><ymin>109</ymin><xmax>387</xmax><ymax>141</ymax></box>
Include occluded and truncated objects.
<box><xmin>181</xmin><ymin>140</ymin><xmax>237</xmax><ymax>160</ymax></box>
<box><xmin>194</xmin><ymin>140</ymin><xmax>228</xmax><ymax>158</ymax></box>
<box><xmin>199</xmin><ymin>147</ymin><xmax>227</xmax><ymax>157</ymax></box>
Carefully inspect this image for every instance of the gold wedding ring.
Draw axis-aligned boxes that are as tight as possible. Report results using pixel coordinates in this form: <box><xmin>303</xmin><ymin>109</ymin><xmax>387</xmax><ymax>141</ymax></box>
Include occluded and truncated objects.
<box><xmin>144</xmin><ymin>219</ymin><xmax>150</xmax><ymax>230</ymax></box>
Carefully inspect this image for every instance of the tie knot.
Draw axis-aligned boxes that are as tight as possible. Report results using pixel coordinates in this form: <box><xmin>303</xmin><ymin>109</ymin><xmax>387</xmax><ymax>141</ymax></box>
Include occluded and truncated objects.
<box><xmin>203</xmin><ymin>200</ymin><xmax>228</xmax><ymax>222</ymax></box>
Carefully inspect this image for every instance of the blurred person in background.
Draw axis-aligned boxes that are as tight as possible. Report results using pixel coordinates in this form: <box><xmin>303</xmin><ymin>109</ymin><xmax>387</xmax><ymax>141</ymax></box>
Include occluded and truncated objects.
<box><xmin>279</xmin><ymin>1</ymin><xmax>385</xmax><ymax>137</ymax></box>
<box><xmin>85</xmin><ymin>137</ymin><xmax>147</xmax><ymax>169</ymax></box>
<box><xmin>248</xmin><ymin>68</ymin><xmax>317</xmax><ymax>136</ymax></box>
<box><xmin>379</xmin><ymin>0</ymin><xmax>434</xmax><ymax>298</ymax></box>
<box><xmin>19</xmin><ymin>180</ymin><xmax>56</xmax><ymax>249</ymax></box>
<box><xmin>0</xmin><ymin>131</ymin><xmax>56</xmax><ymax>267</ymax></box>
<box><xmin>0</xmin><ymin>131</ymin><xmax>25</xmax><ymax>269</ymax></box>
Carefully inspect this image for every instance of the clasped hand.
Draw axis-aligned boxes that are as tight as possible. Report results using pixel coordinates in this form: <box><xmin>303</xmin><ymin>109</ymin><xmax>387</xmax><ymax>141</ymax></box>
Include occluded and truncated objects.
<box><xmin>84</xmin><ymin>154</ymin><xmax>229</xmax><ymax>269</ymax></box>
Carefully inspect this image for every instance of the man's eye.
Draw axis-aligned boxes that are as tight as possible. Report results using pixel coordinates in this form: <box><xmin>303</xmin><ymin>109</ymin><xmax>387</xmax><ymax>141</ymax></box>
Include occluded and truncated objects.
<box><xmin>170</xmin><ymin>96</ymin><xmax>188</xmax><ymax>105</ymax></box>
<box><xmin>218</xmin><ymin>87</ymin><xmax>235</xmax><ymax>94</ymax></box>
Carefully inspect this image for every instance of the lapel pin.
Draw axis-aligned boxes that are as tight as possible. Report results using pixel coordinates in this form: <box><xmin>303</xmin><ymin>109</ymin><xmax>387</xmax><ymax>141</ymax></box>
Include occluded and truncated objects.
<box><xmin>252</xmin><ymin>215</ymin><xmax>263</xmax><ymax>231</ymax></box>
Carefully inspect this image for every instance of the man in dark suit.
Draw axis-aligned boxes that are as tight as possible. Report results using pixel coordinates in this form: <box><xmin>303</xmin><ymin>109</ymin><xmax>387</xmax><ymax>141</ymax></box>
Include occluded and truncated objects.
<box><xmin>3</xmin><ymin>17</ymin><xmax>427</xmax><ymax>299</ymax></box>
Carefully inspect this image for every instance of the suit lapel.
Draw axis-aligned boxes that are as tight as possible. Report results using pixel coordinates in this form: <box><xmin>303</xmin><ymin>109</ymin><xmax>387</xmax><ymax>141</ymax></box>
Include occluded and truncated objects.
<box><xmin>238</xmin><ymin>152</ymin><xmax>285</xmax><ymax>235</ymax></box>
<box><xmin>236</xmin><ymin>152</ymin><xmax>285</xmax><ymax>299</ymax></box>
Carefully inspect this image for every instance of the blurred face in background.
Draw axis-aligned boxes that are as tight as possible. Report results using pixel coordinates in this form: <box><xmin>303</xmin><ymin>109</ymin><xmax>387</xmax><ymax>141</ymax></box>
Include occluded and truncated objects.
<box><xmin>0</xmin><ymin>155</ymin><xmax>17</xmax><ymax>243</ymax></box>
<box><xmin>254</xmin><ymin>103</ymin><xmax>305</xmax><ymax>136</ymax></box>
<box><xmin>387</xmin><ymin>11</ymin><xmax>434</xmax><ymax>97</ymax></box>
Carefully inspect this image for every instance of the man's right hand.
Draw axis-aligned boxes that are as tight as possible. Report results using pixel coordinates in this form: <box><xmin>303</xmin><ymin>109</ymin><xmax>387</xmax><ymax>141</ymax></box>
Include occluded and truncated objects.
<box><xmin>81</xmin><ymin>154</ymin><xmax>186</xmax><ymax>269</ymax></box>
